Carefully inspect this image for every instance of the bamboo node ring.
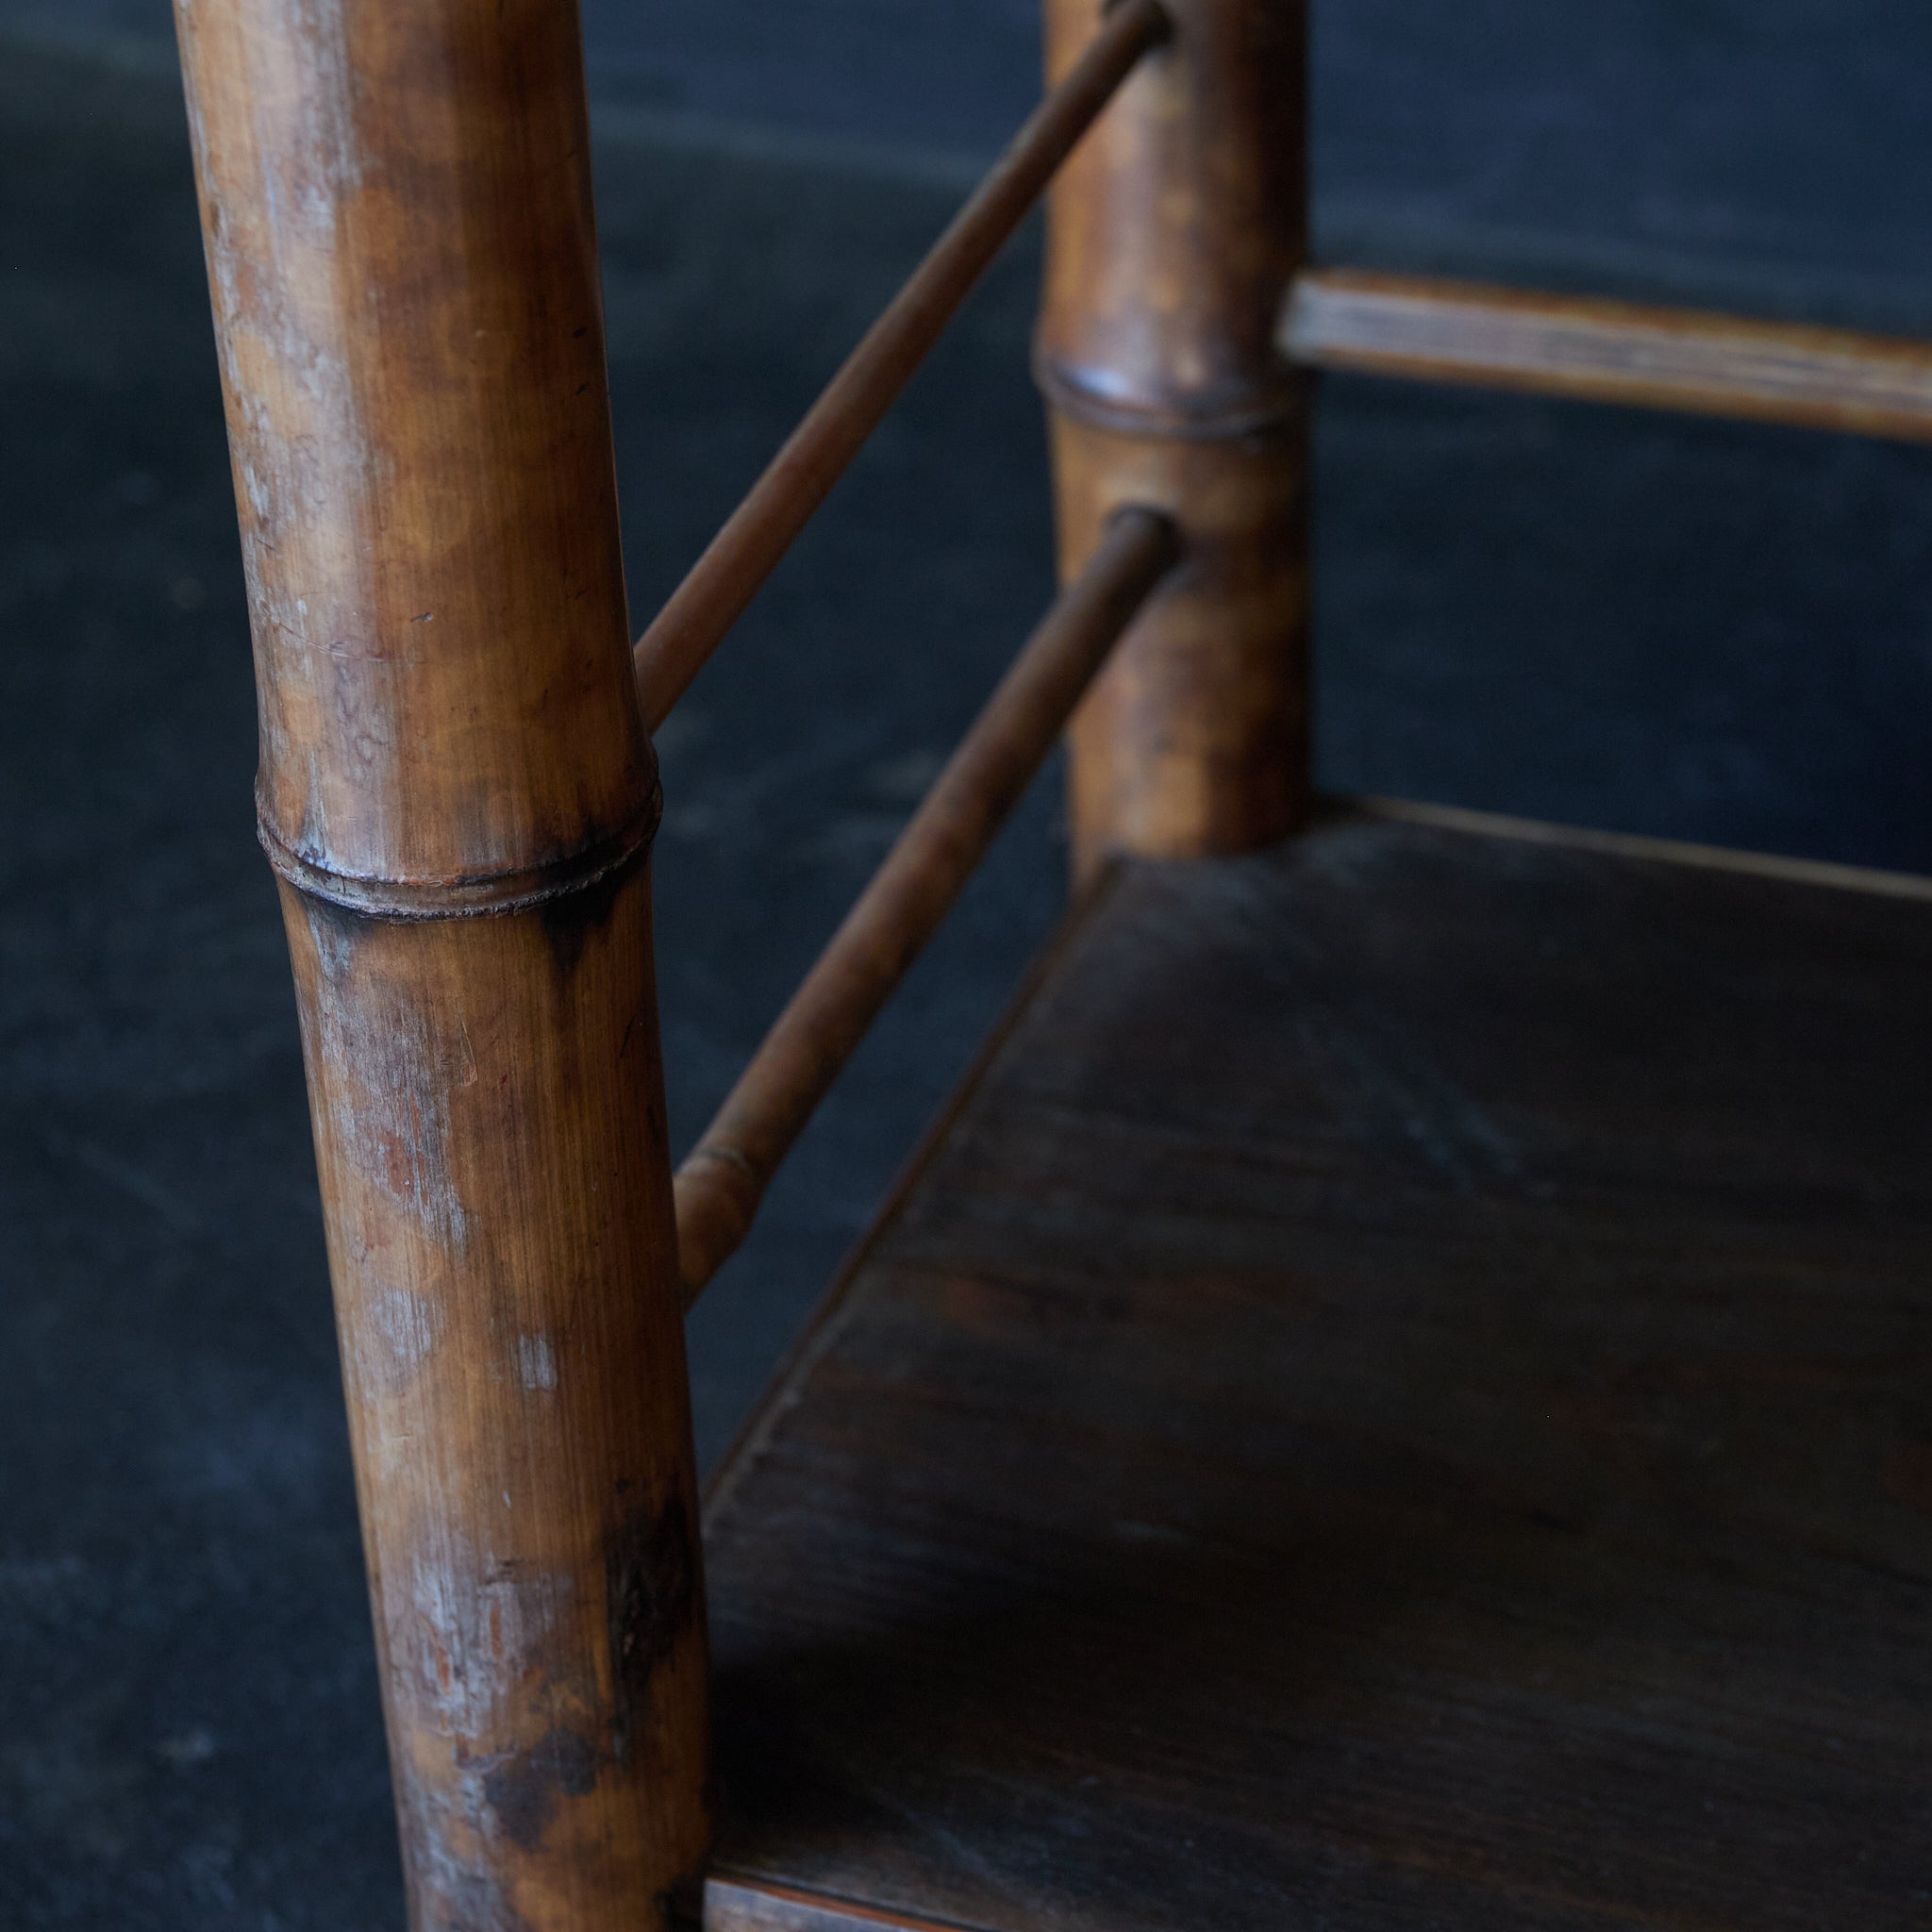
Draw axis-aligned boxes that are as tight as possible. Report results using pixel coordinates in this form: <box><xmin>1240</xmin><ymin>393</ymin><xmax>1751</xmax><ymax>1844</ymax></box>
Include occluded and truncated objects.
<box><xmin>256</xmin><ymin>782</ymin><xmax>664</xmax><ymax>922</ymax></box>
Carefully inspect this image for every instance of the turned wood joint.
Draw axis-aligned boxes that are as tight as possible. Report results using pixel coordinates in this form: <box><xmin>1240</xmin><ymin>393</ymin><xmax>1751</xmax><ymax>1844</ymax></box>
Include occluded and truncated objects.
<box><xmin>674</xmin><ymin>1147</ymin><xmax>764</xmax><ymax>1307</ymax></box>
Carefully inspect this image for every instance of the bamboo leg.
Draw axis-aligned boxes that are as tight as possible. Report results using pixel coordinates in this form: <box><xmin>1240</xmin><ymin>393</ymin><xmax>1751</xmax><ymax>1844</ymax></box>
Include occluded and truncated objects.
<box><xmin>1038</xmin><ymin>0</ymin><xmax>1311</xmax><ymax>886</ymax></box>
<box><xmin>173</xmin><ymin>3</ymin><xmax>709</xmax><ymax>1926</ymax></box>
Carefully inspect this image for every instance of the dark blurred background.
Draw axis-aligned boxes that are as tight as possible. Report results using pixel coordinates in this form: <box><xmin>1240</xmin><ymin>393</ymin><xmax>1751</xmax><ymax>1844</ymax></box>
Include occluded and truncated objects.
<box><xmin>3</xmin><ymin>3</ymin><xmax>1929</xmax><ymax>1924</ymax></box>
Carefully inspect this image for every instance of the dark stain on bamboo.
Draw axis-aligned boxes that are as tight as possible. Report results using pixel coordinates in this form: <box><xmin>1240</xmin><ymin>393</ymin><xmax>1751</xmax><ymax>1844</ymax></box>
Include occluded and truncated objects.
<box><xmin>608</xmin><ymin>1493</ymin><xmax>700</xmax><ymax>1763</ymax></box>
<box><xmin>535</xmin><ymin>816</ymin><xmax>657</xmax><ymax>985</ymax></box>
<box><xmin>483</xmin><ymin>1725</ymin><xmax>604</xmax><ymax>1854</ymax></box>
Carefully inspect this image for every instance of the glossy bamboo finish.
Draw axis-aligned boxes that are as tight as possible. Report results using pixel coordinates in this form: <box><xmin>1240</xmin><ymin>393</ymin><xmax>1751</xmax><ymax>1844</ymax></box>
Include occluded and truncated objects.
<box><xmin>1038</xmin><ymin>0</ymin><xmax>1309</xmax><ymax>884</ymax></box>
<box><xmin>675</xmin><ymin>508</ymin><xmax>1179</xmax><ymax>1299</ymax></box>
<box><xmin>175</xmin><ymin>3</ymin><xmax>708</xmax><ymax>1926</ymax></box>
<box><xmin>633</xmin><ymin>0</ymin><xmax>1169</xmax><ymax>734</ymax></box>
<box><xmin>1284</xmin><ymin>269</ymin><xmax>1932</xmax><ymax>442</ymax></box>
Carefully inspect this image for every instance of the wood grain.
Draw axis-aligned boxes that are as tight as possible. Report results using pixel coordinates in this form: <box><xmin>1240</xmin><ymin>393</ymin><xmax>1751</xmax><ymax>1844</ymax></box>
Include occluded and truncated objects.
<box><xmin>175</xmin><ymin>2</ymin><xmax>709</xmax><ymax>1924</ymax></box>
<box><xmin>1284</xmin><ymin>267</ymin><xmax>1932</xmax><ymax>441</ymax></box>
<box><xmin>675</xmin><ymin>509</ymin><xmax>1177</xmax><ymax>1300</ymax></box>
<box><xmin>1038</xmin><ymin>0</ymin><xmax>1311</xmax><ymax>883</ymax></box>
<box><xmin>703</xmin><ymin>810</ymin><xmax>1932</xmax><ymax>1932</ymax></box>
<box><xmin>707</xmin><ymin>1878</ymin><xmax>983</xmax><ymax>1932</ymax></box>
<box><xmin>631</xmin><ymin>0</ymin><xmax>1167</xmax><ymax>733</ymax></box>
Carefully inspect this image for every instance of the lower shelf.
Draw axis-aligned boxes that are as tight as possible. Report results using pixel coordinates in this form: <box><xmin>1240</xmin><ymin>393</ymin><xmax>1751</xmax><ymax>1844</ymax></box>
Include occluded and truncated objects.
<box><xmin>701</xmin><ymin>804</ymin><xmax>1932</xmax><ymax>1932</ymax></box>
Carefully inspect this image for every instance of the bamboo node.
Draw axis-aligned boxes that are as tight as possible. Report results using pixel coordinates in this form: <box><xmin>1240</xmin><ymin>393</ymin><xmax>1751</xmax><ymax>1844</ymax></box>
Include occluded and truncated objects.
<box><xmin>257</xmin><ymin>782</ymin><xmax>663</xmax><ymax>923</ymax></box>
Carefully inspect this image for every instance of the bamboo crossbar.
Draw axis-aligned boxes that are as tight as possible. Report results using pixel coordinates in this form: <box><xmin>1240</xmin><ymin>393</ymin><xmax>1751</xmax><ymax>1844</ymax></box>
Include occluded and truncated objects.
<box><xmin>633</xmin><ymin>0</ymin><xmax>1170</xmax><ymax>733</ymax></box>
<box><xmin>1281</xmin><ymin>268</ymin><xmax>1932</xmax><ymax>442</ymax></box>
<box><xmin>674</xmin><ymin>506</ymin><xmax>1180</xmax><ymax>1302</ymax></box>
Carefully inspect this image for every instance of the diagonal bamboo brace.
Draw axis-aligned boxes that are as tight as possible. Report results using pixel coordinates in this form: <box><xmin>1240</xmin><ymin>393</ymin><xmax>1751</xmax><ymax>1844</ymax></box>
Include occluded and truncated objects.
<box><xmin>632</xmin><ymin>0</ymin><xmax>1170</xmax><ymax>733</ymax></box>
<box><xmin>675</xmin><ymin>507</ymin><xmax>1180</xmax><ymax>1303</ymax></box>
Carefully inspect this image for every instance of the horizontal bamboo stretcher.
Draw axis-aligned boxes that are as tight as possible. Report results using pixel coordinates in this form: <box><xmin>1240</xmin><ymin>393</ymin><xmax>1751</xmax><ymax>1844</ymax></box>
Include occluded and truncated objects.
<box><xmin>1283</xmin><ymin>267</ymin><xmax>1932</xmax><ymax>441</ymax></box>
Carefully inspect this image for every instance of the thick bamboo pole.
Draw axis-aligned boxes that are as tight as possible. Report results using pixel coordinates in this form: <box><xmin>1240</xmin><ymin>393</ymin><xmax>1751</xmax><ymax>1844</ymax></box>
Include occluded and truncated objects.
<box><xmin>173</xmin><ymin>4</ymin><xmax>709</xmax><ymax>1927</ymax></box>
<box><xmin>1038</xmin><ymin>0</ymin><xmax>1310</xmax><ymax>886</ymax></box>
<box><xmin>675</xmin><ymin>507</ymin><xmax>1179</xmax><ymax>1300</ymax></box>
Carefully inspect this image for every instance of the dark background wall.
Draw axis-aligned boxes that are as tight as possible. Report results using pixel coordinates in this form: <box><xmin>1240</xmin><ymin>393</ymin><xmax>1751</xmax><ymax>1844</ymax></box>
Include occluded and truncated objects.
<box><xmin>12</xmin><ymin>0</ymin><xmax>1932</xmax><ymax>323</ymax></box>
<box><xmin>2</xmin><ymin>5</ymin><xmax>1928</xmax><ymax>1926</ymax></box>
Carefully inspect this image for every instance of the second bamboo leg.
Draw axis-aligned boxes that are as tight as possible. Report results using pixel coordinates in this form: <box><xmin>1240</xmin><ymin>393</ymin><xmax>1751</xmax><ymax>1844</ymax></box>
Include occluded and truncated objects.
<box><xmin>1038</xmin><ymin>0</ymin><xmax>1310</xmax><ymax>884</ymax></box>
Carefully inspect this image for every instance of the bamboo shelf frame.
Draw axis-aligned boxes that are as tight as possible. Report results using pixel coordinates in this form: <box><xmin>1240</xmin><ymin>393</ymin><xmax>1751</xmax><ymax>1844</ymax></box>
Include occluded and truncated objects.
<box><xmin>170</xmin><ymin>0</ymin><xmax>1932</xmax><ymax>1924</ymax></box>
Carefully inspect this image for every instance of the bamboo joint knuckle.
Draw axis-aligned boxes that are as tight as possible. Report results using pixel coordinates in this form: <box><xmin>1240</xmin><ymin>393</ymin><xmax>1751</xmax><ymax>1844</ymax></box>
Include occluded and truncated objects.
<box><xmin>258</xmin><ymin>784</ymin><xmax>664</xmax><ymax>923</ymax></box>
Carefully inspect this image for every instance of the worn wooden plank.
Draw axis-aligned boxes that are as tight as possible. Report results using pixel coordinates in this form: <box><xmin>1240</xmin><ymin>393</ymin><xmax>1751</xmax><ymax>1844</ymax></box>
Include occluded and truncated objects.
<box><xmin>1284</xmin><ymin>268</ymin><xmax>1932</xmax><ymax>441</ymax></box>
<box><xmin>703</xmin><ymin>812</ymin><xmax>1932</xmax><ymax>1932</ymax></box>
<box><xmin>1361</xmin><ymin>795</ymin><xmax>1932</xmax><ymax>904</ymax></box>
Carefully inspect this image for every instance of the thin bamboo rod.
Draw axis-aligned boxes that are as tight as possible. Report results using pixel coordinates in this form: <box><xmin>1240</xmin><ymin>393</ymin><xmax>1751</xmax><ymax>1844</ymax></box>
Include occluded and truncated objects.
<box><xmin>1282</xmin><ymin>268</ymin><xmax>1932</xmax><ymax>442</ymax></box>
<box><xmin>633</xmin><ymin>0</ymin><xmax>1170</xmax><ymax>733</ymax></box>
<box><xmin>674</xmin><ymin>506</ymin><xmax>1180</xmax><ymax>1301</ymax></box>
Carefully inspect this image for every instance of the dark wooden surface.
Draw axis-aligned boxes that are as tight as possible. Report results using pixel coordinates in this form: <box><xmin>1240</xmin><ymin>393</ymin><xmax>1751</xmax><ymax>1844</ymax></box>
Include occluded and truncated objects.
<box><xmin>702</xmin><ymin>808</ymin><xmax>1932</xmax><ymax>1932</ymax></box>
